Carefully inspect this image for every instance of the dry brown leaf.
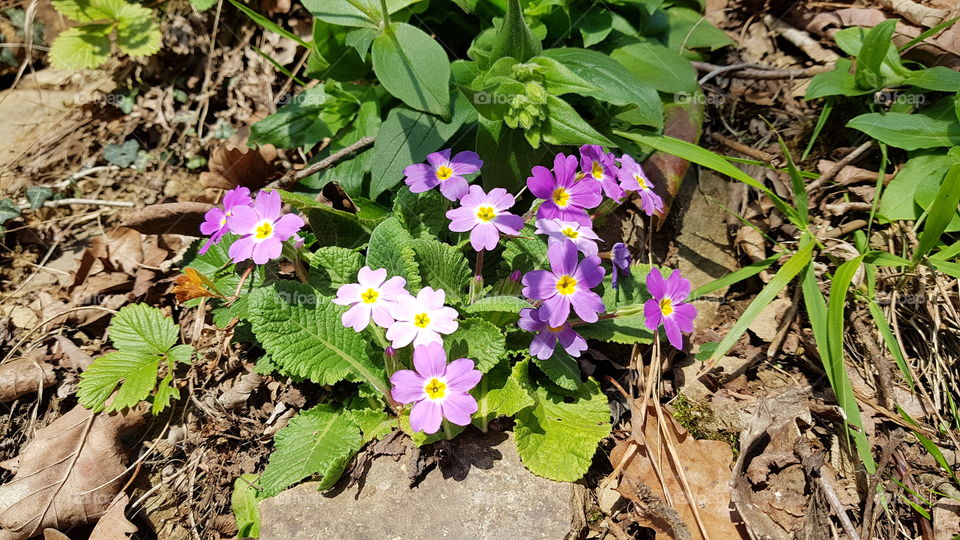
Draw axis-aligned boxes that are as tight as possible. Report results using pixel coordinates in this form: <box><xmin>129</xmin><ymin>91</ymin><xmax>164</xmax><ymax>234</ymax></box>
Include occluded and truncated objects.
<box><xmin>55</xmin><ymin>336</ymin><xmax>93</xmax><ymax>371</ymax></box>
<box><xmin>200</xmin><ymin>127</ymin><xmax>278</xmax><ymax>191</ymax></box>
<box><xmin>88</xmin><ymin>493</ymin><xmax>137</xmax><ymax>540</ymax></box>
<box><xmin>40</xmin><ymin>530</ymin><xmax>70</xmax><ymax>540</ymax></box>
<box><xmin>0</xmin><ymin>405</ymin><xmax>143</xmax><ymax>540</ymax></box>
<box><xmin>0</xmin><ymin>357</ymin><xmax>56</xmax><ymax>403</ymax></box>
<box><xmin>119</xmin><ymin>202</ymin><xmax>213</xmax><ymax>237</ymax></box>
<box><xmin>610</xmin><ymin>404</ymin><xmax>743</xmax><ymax>540</ymax></box>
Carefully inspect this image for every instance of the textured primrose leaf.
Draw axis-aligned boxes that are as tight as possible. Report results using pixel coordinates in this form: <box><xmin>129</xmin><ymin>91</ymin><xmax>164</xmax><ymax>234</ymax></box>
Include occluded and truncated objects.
<box><xmin>444</xmin><ymin>317</ymin><xmax>506</xmax><ymax>373</ymax></box>
<box><xmin>394</xmin><ymin>189</ymin><xmax>448</xmax><ymax>240</ymax></box>
<box><xmin>49</xmin><ymin>26</ymin><xmax>112</xmax><ymax>70</ymax></box>
<box><xmin>514</xmin><ymin>377</ymin><xmax>611</xmax><ymax>482</ymax></box>
<box><xmin>533</xmin><ymin>349</ymin><xmax>581</xmax><ymax>391</ymax></box>
<box><xmin>308</xmin><ymin>246</ymin><xmax>364</xmax><ymax>296</ymax></box>
<box><xmin>366</xmin><ymin>217</ymin><xmax>421</xmax><ymax>292</ymax></box>
<box><xmin>259</xmin><ymin>404</ymin><xmax>363</xmax><ymax>497</ymax></box>
<box><xmin>502</xmin><ymin>222</ymin><xmax>548</xmax><ymax>274</ymax></box>
<box><xmin>411</xmin><ymin>238</ymin><xmax>471</xmax><ymax>305</ymax></box>
<box><xmin>248</xmin><ymin>282</ymin><xmax>389</xmax><ymax>396</ymax></box>
<box><xmin>471</xmin><ymin>358</ymin><xmax>535</xmax><ymax>429</ymax></box>
<box><xmin>463</xmin><ymin>295</ymin><xmax>532</xmax><ymax>318</ymax></box>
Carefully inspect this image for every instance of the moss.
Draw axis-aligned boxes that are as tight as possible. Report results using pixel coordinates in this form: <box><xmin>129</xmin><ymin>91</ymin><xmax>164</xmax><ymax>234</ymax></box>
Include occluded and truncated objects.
<box><xmin>671</xmin><ymin>394</ymin><xmax>740</xmax><ymax>456</ymax></box>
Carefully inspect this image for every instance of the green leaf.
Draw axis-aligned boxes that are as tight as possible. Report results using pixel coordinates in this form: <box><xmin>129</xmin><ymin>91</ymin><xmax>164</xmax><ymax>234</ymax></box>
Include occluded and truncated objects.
<box><xmin>366</xmin><ymin>217</ymin><xmax>421</xmax><ymax>291</ymax></box>
<box><xmin>249</xmin><ymin>87</ymin><xmax>337</xmax><ymax>149</ymax></box>
<box><xmin>226</xmin><ymin>0</ymin><xmax>309</xmax><ymax>48</ymax></box>
<box><xmin>533</xmin><ymin>349</ymin><xmax>581</xmax><ymax>390</ymax></box>
<box><xmin>577</xmin><ymin>313</ymin><xmax>653</xmax><ymax>345</ymax></box>
<box><xmin>410</xmin><ymin>238</ymin><xmax>471</xmax><ymax>304</ymax></box>
<box><xmin>475</xmin><ymin>117</ymin><xmax>546</xmax><ymax>192</ymax></box>
<box><xmin>0</xmin><ymin>199</ymin><xmax>21</xmax><ymax>225</ymax></box>
<box><xmin>878</xmin><ymin>152</ymin><xmax>951</xmax><ymax>222</ymax></box>
<box><xmin>540</xmin><ymin>95</ymin><xmax>614</xmax><ymax>147</ymax></box>
<box><xmin>542</xmin><ymin>48</ymin><xmax>661</xmax><ymax>129</ymax></box>
<box><xmin>502</xmin><ymin>222</ymin><xmax>548</xmax><ymax>273</ymax></box>
<box><xmin>445</xmin><ymin>318</ymin><xmax>506</xmax><ymax>373</ymax></box>
<box><xmin>394</xmin><ymin>189</ymin><xmax>447</xmax><ymax>239</ymax></box>
<box><xmin>78</xmin><ymin>351</ymin><xmax>160</xmax><ymax>412</ymax></box>
<box><xmin>579</xmin><ymin>9</ymin><xmax>612</xmax><ymax>47</ymax></box>
<box><xmin>471</xmin><ymin>358</ymin><xmax>535</xmax><ymax>429</ymax></box>
<box><xmin>260</xmin><ymin>404</ymin><xmax>362</xmax><ymax>497</ymax></box>
<box><xmin>463</xmin><ymin>295</ymin><xmax>532</xmax><ymax>318</ymax></box>
<box><xmin>109</xmin><ymin>303</ymin><xmax>179</xmax><ymax>355</ymax></box>
<box><xmin>346</xmin><ymin>403</ymin><xmax>393</xmax><ymax>444</ymax></box>
<box><xmin>903</xmin><ymin>66</ymin><xmax>960</xmax><ymax>92</ymax></box>
<box><xmin>303</xmin><ymin>98</ymin><xmax>381</xmax><ymax>195</ymax></box>
<box><xmin>515</xmin><ymin>377</ymin><xmax>611</xmax><ymax>482</ymax></box>
<box><xmin>368</xmin><ymin>98</ymin><xmax>471</xmax><ymax>198</ymax></box>
<box><xmin>248</xmin><ymin>282</ymin><xmax>390</xmax><ymax>397</ymax></box>
<box><xmin>308</xmin><ymin>246</ymin><xmax>364</xmax><ymax>296</ymax></box>
<box><xmin>232</xmin><ymin>475</ymin><xmax>262</xmax><ymax>538</ymax></box>
<box><xmin>530</xmin><ymin>56</ymin><xmax>598</xmax><ymax>98</ymax></box>
<box><xmin>665</xmin><ymin>7</ymin><xmax>733</xmax><ymax>55</ymax></box>
<box><xmin>302</xmin><ymin>0</ymin><xmax>420</xmax><ymax>28</ymax></box>
<box><xmin>103</xmin><ymin>139</ymin><xmax>140</xmax><ymax>167</ymax></box>
<box><xmin>847</xmin><ymin>112</ymin><xmax>960</xmax><ymax>151</ymax></box>
<box><xmin>190</xmin><ymin>0</ymin><xmax>217</xmax><ymax>11</ymax></box>
<box><xmin>855</xmin><ymin>19</ymin><xmax>899</xmax><ymax>90</ymax></box>
<box><xmin>489</xmin><ymin>0</ymin><xmax>541</xmax><ymax>65</ymax></box>
<box><xmin>52</xmin><ymin>0</ymin><xmax>113</xmax><ymax>21</ymax></box>
<box><xmin>182</xmin><ymin>234</ymin><xmax>264</xmax><ymax>304</ymax></box>
<box><xmin>806</xmin><ymin>59</ymin><xmax>865</xmax><ymax>99</ymax></box>
<box><xmin>611</xmin><ymin>40</ymin><xmax>698</xmax><ymax>94</ymax></box>
<box><xmin>913</xmin><ymin>162</ymin><xmax>960</xmax><ymax>265</ymax></box>
<box><xmin>372</xmin><ymin>22</ymin><xmax>451</xmax><ymax>118</ymax></box>
<box><xmin>115</xmin><ymin>3</ymin><xmax>161</xmax><ymax>57</ymax></box>
<box><xmin>26</xmin><ymin>186</ymin><xmax>52</xmax><ymax>209</ymax></box>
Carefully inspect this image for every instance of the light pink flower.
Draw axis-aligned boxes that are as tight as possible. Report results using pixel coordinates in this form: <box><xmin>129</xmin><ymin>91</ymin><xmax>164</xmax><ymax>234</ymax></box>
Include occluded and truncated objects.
<box><xmin>333</xmin><ymin>267</ymin><xmax>409</xmax><ymax>332</ymax></box>
<box><xmin>390</xmin><ymin>343</ymin><xmax>481</xmax><ymax>434</ymax></box>
<box><xmin>386</xmin><ymin>287</ymin><xmax>459</xmax><ymax>348</ymax></box>
<box><xmin>199</xmin><ymin>187</ymin><xmax>252</xmax><ymax>254</ymax></box>
<box><xmin>534</xmin><ymin>218</ymin><xmax>600</xmax><ymax>256</ymax></box>
<box><xmin>226</xmin><ymin>190</ymin><xmax>304</xmax><ymax>264</ymax></box>
<box><xmin>446</xmin><ymin>186</ymin><xmax>524</xmax><ymax>251</ymax></box>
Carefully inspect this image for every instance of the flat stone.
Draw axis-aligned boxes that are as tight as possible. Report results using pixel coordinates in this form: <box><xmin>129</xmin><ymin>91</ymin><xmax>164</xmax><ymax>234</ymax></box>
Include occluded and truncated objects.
<box><xmin>747</xmin><ymin>297</ymin><xmax>792</xmax><ymax>342</ymax></box>
<box><xmin>259</xmin><ymin>430</ymin><xmax>583</xmax><ymax>540</ymax></box>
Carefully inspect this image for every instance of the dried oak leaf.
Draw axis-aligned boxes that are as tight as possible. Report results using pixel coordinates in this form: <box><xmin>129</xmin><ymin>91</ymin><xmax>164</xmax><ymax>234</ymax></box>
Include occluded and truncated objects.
<box><xmin>0</xmin><ymin>405</ymin><xmax>143</xmax><ymax>540</ymax></box>
<box><xmin>610</xmin><ymin>404</ymin><xmax>744</xmax><ymax>540</ymax></box>
<box><xmin>0</xmin><ymin>357</ymin><xmax>56</xmax><ymax>403</ymax></box>
<box><xmin>172</xmin><ymin>268</ymin><xmax>223</xmax><ymax>303</ymax></box>
<box><xmin>88</xmin><ymin>493</ymin><xmax>137</xmax><ymax>540</ymax></box>
<box><xmin>119</xmin><ymin>202</ymin><xmax>213</xmax><ymax>237</ymax></box>
<box><xmin>200</xmin><ymin>127</ymin><xmax>278</xmax><ymax>191</ymax></box>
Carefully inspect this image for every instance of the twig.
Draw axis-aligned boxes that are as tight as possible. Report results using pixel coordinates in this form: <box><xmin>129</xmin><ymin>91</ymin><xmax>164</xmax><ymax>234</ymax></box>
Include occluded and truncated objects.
<box><xmin>709</xmin><ymin>132</ymin><xmax>780</xmax><ymax>165</ymax></box>
<box><xmin>267</xmin><ymin>135</ymin><xmax>376</xmax><ymax>191</ymax></box>
<box><xmin>795</xmin><ymin>439</ymin><xmax>861</xmax><ymax>540</ymax></box>
<box><xmin>19</xmin><ymin>197</ymin><xmax>135</xmax><ymax>210</ymax></box>
<box><xmin>807</xmin><ymin>141</ymin><xmax>874</xmax><ymax>193</ymax></box>
<box><xmin>820</xmin><ymin>219</ymin><xmax>868</xmax><ymax>239</ymax></box>
<box><xmin>0</xmin><ymin>305</ymin><xmax>118</xmax><ymax>365</ymax></box>
<box><xmin>693</xmin><ymin>61</ymin><xmax>832</xmax><ymax>85</ymax></box>
<box><xmin>55</xmin><ymin>165</ymin><xmax>120</xmax><ymax>188</ymax></box>
<box><xmin>195</xmin><ymin>0</ymin><xmax>225</xmax><ymax>140</ymax></box>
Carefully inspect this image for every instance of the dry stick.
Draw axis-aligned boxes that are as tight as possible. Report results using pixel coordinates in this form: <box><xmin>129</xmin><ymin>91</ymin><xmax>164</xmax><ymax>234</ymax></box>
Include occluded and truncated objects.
<box><xmin>709</xmin><ymin>132</ymin><xmax>780</xmax><ymax>165</ymax></box>
<box><xmin>267</xmin><ymin>135</ymin><xmax>377</xmax><ymax>191</ymax></box>
<box><xmin>795</xmin><ymin>439</ymin><xmax>861</xmax><ymax>540</ymax></box>
<box><xmin>693</xmin><ymin>61</ymin><xmax>832</xmax><ymax>85</ymax></box>
<box><xmin>807</xmin><ymin>141</ymin><xmax>875</xmax><ymax>194</ymax></box>
<box><xmin>18</xmin><ymin>198</ymin><xmax>135</xmax><ymax>210</ymax></box>
<box><xmin>820</xmin><ymin>219</ymin><xmax>869</xmax><ymax>240</ymax></box>
<box><xmin>194</xmin><ymin>0</ymin><xmax>225</xmax><ymax>141</ymax></box>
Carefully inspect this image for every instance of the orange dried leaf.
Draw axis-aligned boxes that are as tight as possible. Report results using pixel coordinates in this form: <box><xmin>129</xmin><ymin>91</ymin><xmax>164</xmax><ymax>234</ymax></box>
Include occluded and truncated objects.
<box><xmin>172</xmin><ymin>268</ymin><xmax>222</xmax><ymax>303</ymax></box>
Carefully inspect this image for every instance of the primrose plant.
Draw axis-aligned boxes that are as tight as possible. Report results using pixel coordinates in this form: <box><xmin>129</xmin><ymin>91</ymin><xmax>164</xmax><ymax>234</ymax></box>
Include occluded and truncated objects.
<box><xmin>147</xmin><ymin>144</ymin><xmax>697</xmax><ymax>500</ymax></box>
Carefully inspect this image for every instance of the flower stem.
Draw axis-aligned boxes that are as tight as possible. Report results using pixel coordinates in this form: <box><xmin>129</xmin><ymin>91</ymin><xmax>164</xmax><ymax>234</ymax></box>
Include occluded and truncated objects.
<box><xmin>232</xmin><ymin>265</ymin><xmax>253</xmax><ymax>299</ymax></box>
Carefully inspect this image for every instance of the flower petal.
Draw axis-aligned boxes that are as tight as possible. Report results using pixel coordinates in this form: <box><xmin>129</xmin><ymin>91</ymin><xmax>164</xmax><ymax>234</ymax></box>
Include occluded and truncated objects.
<box><xmin>527</xmin><ymin>166</ymin><xmax>556</xmax><ymax>199</ymax></box>
<box><xmin>470</xmin><ymin>223</ymin><xmax>500</xmax><ymax>251</ymax></box>
<box><xmin>439</xmin><ymin>176</ymin><xmax>469</xmax><ymax>201</ymax></box>
<box><xmin>413</xmin><ymin>342</ymin><xmax>447</xmax><ymax>379</ymax></box>
<box><xmin>227</xmin><ymin>205</ymin><xmax>259</xmax><ymax>235</ymax></box>
<box><xmin>522</xmin><ymin>270</ymin><xmax>557</xmax><ymax>301</ymax></box>
<box><xmin>529</xmin><ymin>332</ymin><xmax>556</xmax><ymax>360</ymax></box>
<box><xmin>548</xmin><ymin>239</ymin><xmax>579</xmax><ymax>277</ymax></box>
<box><xmin>390</xmin><ymin>369</ymin><xmax>426</xmax><ymax>404</ymax></box>
<box><xmin>646</xmin><ymin>268</ymin><xmax>667</xmax><ymax>299</ymax></box>
<box><xmin>254</xmin><ymin>190</ymin><xmax>282</xmax><ymax>221</ymax></box>
<box><xmin>663</xmin><ymin>317</ymin><xmax>684</xmax><ymax>350</ymax></box>
<box><xmin>410</xmin><ymin>400</ymin><xmax>443</xmax><ymax>434</ymax></box>
<box><xmin>341</xmin><ymin>304</ymin><xmax>371</xmax><ymax>332</ymax></box>
<box><xmin>570</xmin><ymin>289</ymin><xmax>604</xmax><ymax>323</ymax></box>
<box><xmin>272</xmin><ymin>213</ymin><xmax>304</xmax><ymax>240</ymax></box>
<box><xmin>358</xmin><ymin>266</ymin><xmax>387</xmax><ymax>288</ymax></box>
<box><xmin>444</xmin><ymin>359</ymin><xmax>481</xmax><ymax>392</ymax></box>
<box><xmin>450</xmin><ymin>151</ymin><xmax>482</xmax><ymax>174</ymax></box>
<box><xmin>644</xmin><ymin>299</ymin><xmax>662</xmax><ymax>330</ymax></box>
<box><xmin>440</xmin><ymin>392</ymin><xmax>478</xmax><ymax>426</ymax></box>
<box><xmin>228</xmin><ymin>236</ymin><xmax>255</xmax><ymax>263</ymax></box>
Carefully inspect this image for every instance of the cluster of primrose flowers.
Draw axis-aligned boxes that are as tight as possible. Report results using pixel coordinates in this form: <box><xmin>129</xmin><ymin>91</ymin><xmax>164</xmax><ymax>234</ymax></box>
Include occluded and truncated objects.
<box><xmin>197</xmin><ymin>145</ymin><xmax>697</xmax><ymax>435</ymax></box>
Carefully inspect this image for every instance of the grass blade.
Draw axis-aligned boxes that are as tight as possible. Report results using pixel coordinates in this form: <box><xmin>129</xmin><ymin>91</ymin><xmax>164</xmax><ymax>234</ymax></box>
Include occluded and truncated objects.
<box><xmin>776</xmin><ymin>133</ymin><xmax>809</xmax><ymax>226</ymax></box>
<box><xmin>227</xmin><ymin>0</ymin><xmax>310</xmax><ymax>49</ymax></box>
<box><xmin>690</xmin><ymin>252</ymin><xmax>782</xmax><ymax>299</ymax></box>
<box><xmin>911</xmin><ymin>162</ymin><xmax>960</xmax><ymax>266</ymax></box>
<box><xmin>802</xmin><ymin>97</ymin><xmax>833</xmax><ymax>160</ymax></box>
<box><xmin>867</xmin><ymin>300</ymin><xmax>913</xmax><ymax>388</ymax></box>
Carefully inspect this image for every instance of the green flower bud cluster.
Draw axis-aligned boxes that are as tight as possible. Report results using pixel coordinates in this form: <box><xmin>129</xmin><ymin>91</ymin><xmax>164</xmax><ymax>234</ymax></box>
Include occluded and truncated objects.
<box><xmin>504</xmin><ymin>62</ymin><xmax>549</xmax><ymax>147</ymax></box>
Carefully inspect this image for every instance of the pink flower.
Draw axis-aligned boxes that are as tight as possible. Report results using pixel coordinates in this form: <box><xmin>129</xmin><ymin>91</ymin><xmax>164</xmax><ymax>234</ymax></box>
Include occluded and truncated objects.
<box><xmin>386</xmin><ymin>287</ymin><xmax>459</xmax><ymax>348</ymax></box>
<box><xmin>518</xmin><ymin>307</ymin><xmax>588</xmax><ymax>360</ymax></box>
<box><xmin>579</xmin><ymin>145</ymin><xmax>623</xmax><ymax>201</ymax></box>
<box><xmin>446</xmin><ymin>186</ymin><xmax>524</xmax><ymax>251</ymax></box>
<box><xmin>198</xmin><ymin>187</ymin><xmax>252</xmax><ymax>254</ymax></box>
<box><xmin>643</xmin><ymin>268</ymin><xmax>697</xmax><ymax>350</ymax></box>
<box><xmin>390</xmin><ymin>343</ymin><xmax>481</xmax><ymax>434</ymax></box>
<box><xmin>534</xmin><ymin>218</ymin><xmax>600</xmax><ymax>256</ymax></box>
<box><xmin>332</xmin><ymin>266</ymin><xmax>409</xmax><ymax>332</ymax></box>
<box><xmin>617</xmin><ymin>154</ymin><xmax>663</xmax><ymax>216</ymax></box>
<box><xmin>226</xmin><ymin>190</ymin><xmax>304</xmax><ymax>264</ymax></box>
<box><xmin>528</xmin><ymin>153</ymin><xmax>601</xmax><ymax>226</ymax></box>
<box><xmin>522</xmin><ymin>239</ymin><xmax>606</xmax><ymax>328</ymax></box>
<box><xmin>403</xmin><ymin>149</ymin><xmax>483</xmax><ymax>201</ymax></box>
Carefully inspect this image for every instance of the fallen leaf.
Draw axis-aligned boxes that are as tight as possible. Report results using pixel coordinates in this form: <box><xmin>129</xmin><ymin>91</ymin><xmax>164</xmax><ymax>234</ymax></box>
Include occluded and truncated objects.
<box><xmin>88</xmin><ymin>493</ymin><xmax>137</xmax><ymax>540</ymax></box>
<box><xmin>0</xmin><ymin>405</ymin><xmax>143</xmax><ymax>540</ymax></box>
<box><xmin>200</xmin><ymin>127</ymin><xmax>278</xmax><ymax>191</ymax></box>
<box><xmin>0</xmin><ymin>357</ymin><xmax>56</xmax><ymax>403</ymax></box>
<box><xmin>610</xmin><ymin>404</ymin><xmax>743</xmax><ymax>540</ymax></box>
<box><xmin>55</xmin><ymin>336</ymin><xmax>94</xmax><ymax>371</ymax></box>
<box><xmin>119</xmin><ymin>202</ymin><xmax>213</xmax><ymax>237</ymax></box>
<box><xmin>172</xmin><ymin>268</ymin><xmax>223</xmax><ymax>303</ymax></box>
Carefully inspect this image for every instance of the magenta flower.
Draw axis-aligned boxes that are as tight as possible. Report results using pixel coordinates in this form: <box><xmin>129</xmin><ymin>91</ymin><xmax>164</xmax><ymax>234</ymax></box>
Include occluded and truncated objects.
<box><xmin>643</xmin><ymin>268</ymin><xmax>697</xmax><ymax>350</ymax></box>
<box><xmin>403</xmin><ymin>149</ymin><xmax>482</xmax><ymax>201</ymax></box>
<box><xmin>226</xmin><ymin>190</ymin><xmax>304</xmax><ymax>264</ymax></box>
<box><xmin>332</xmin><ymin>266</ymin><xmax>409</xmax><ymax>332</ymax></box>
<box><xmin>522</xmin><ymin>239</ymin><xmax>605</xmax><ymax>327</ymax></box>
<box><xmin>198</xmin><ymin>187</ymin><xmax>252</xmax><ymax>254</ymax></box>
<box><xmin>528</xmin><ymin>153</ymin><xmax>602</xmax><ymax>226</ymax></box>
<box><xmin>535</xmin><ymin>218</ymin><xmax>600</xmax><ymax>257</ymax></box>
<box><xmin>617</xmin><ymin>154</ymin><xmax>664</xmax><ymax>216</ymax></box>
<box><xmin>386</xmin><ymin>286</ymin><xmax>459</xmax><ymax>348</ymax></box>
<box><xmin>611</xmin><ymin>242</ymin><xmax>631</xmax><ymax>289</ymax></box>
<box><xmin>518</xmin><ymin>307</ymin><xmax>588</xmax><ymax>360</ymax></box>
<box><xmin>579</xmin><ymin>145</ymin><xmax>623</xmax><ymax>201</ymax></box>
<box><xmin>446</xmin><ymin>186</ymin><xmax>524</xmax><ymax>251</ymax></box>
<box><xmin>390</xmin><ymin>343</ymin><xmax>481</xmax><ymax>434</ymax></box>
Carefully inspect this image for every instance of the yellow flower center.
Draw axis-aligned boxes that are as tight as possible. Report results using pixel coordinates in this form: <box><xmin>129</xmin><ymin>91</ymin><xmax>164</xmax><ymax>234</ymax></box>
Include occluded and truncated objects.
<box><xmin>591</xmin><ymin>161</ymin><xmax>604</xmax><ymax>180</ymax></box>
<box><xmin>555</xmin><ymin>275</ymin><xmax>577</xmax><ymax>295</ymax></box>
<box><xmin>476</xmin><ymin>206</ymin><xmax>496</xmax><ymax>222</ymax></box>
<box><xmin>575</xmin><ymin>171</ymin><xmax>586</xmax><ymax>181</ymax></box>
<box><xmin>634</xmin><ymin>174</ymin><xmax>647</xmax><ymax>190</ymax></box>
<box><xmin>548</xmin><ymin>325</ymin><xmax>564</xmax><ymax>333</ymax></box>
<box><xmin>254</xmin><ymin>221</ymin><xmax>273</xmax><ymax>240</ymax></box>
<box><xmin>414</xmin><ymin>313</ymin><xmax>431</xmax><ymax>328</ymax></box>
<box><xmin>659</xmin><ymin>298</ymin><xmax>674</xmax><ymax>317</ymax></box>
<box><xmin>552</xmin><ymin>187</ymin><xmax>570</xmax><ymax>207</ymax></box>
<box><xmin>561</xmin><ymin>227</ymin><xmax>579</xmax><ymax>239</ymax></box>
<box><xmin>436</xmin><ymin>165</ymin><xmax>454</xmax><ymax>181</ymax></box>
<box><xmin>424</xmin><ymin>378</ymin><xmax>446</xmax><ymax>400</ymax></box>
<box><xmin>361</xmin><ymin>288</ymin><xmax>379</xmax><ymax>304</ymax></box>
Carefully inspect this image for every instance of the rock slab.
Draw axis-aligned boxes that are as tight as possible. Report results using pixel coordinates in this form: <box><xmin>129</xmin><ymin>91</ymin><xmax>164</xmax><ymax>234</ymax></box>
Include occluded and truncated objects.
<box><xmin>259</xmin><ymin>431</ymin><xmax>581</xmax><ymax>540</ymax></box>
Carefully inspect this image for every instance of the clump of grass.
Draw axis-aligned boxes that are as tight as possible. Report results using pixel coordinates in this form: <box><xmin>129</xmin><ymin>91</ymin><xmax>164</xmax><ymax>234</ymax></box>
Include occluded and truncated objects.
<box><xmin>671</xmin><ymin>394</ymin><xmax>740</xmax><ymax>455</ymax></box>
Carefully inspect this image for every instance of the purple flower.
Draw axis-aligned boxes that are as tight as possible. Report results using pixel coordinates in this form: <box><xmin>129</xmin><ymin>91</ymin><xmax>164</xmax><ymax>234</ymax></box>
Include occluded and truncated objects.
<box><xmin>579</xmin><ymin>145</ymin><xmax>623</xmax><ymax>201</ymax></box>
<box><xmin>390</xmin><ymin>343</ymin><xmax>481</xmax><ymax>434</ymax></box>
<box><xmin>226</xmin><ymin>190</ymin><xmax>305</xmax><ymax>264</ymax></box>
<box><xmin>386</xmin><ymin>286</ymin><xmax>459</xmax><ymax>348</ymax></box>
<box><xmin>522</xmin><ymin>239</ymin><xmax>605</xmax><ymax>327</ymax></box>
<box><xmin>643</xmin><ymin>268</ymin><xmax>697</xmax><ymax>350</ymax></box>
<box><xmin>403</xmin><ymin>149</ymin><xmax>483</xmax><ymax>201</ymax></box>
<box><xmin>199</xmin><ymin>187</ymin><xmax>252</xmax><ymax>254</ymax></box>
<box><xmin>518</xmin><ymin>308</ymin><xmax>588</xmax><ymax>360</ymax></box>
<box><xmin>617</xmin><ymin>154</ymin><xmax>664</xmax><ymax>217</ymax></box>
<box><xmin>535</xmin><ymin>218</ymin><xmax>600</xmax><ymax>257</ymax></box>
<box><xmin>611</xmin><ymin>242</ymin><xmax>631</xmax><ymax>289</ymax></box>
<box><xmin>332</xmin><ymin>266</ymin><xmax>409</xmax><ymax>332</ymax></box>
<box><xmin>446</xmin><ymin>186</ymin><xmax>524</xmax><ymax>251</ymax></box>
<box><xmin>528</xmin><ymin>153</ymin><xmax>602</xmax><ymax>226</ymax></box>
